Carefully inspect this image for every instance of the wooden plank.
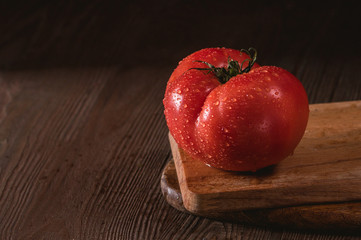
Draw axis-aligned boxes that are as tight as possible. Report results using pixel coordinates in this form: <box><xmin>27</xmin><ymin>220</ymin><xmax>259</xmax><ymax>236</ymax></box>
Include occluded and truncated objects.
<box><xmin>171</xmin><ymin>101</ymin><xmax>361</xmax><ymax>214</ymax></box>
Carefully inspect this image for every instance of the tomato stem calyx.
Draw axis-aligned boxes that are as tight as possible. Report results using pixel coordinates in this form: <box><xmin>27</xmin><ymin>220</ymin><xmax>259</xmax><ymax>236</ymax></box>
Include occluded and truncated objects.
<box><xmin>192</xmin><ymin>48</ymin><xmax>257</xmax><ymax>84</ymax></box>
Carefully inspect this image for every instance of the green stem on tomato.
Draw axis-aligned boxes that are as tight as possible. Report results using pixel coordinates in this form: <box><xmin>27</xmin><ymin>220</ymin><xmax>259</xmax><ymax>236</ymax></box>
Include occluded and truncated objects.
<box><xmin>191</xmin><ymin>47</ymin><xmax>257</xmax><ymax>84</ymax></box>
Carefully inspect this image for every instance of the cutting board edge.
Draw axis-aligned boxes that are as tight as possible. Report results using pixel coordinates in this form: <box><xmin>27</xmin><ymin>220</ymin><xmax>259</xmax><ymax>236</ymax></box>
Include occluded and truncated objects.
<box><xmin>177</xmin><ymin>183</ymin><xmax>361</xmax><ymax>214</ymax></box>
<box><xmin>309</xmin><ymin>100</ymin><xmax>361</xmax><ymax>110</ymax></box>
<box><xmin>169</xmin><ymin>133</ymin><xmax>202</xmax><ymax>213</ymax></box>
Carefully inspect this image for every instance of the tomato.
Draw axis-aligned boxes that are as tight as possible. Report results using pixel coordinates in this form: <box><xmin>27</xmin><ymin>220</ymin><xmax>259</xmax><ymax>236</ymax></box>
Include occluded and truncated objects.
<box><xmin>163</xmin><ymin>47</ymin><xmax>309</xmax><ymax>172</ymax></box>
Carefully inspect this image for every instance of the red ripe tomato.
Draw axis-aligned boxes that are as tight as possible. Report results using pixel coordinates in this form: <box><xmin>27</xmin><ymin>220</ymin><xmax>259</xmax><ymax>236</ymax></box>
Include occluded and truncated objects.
<box><xmin>163</xmin><ymin>47</ymin><xmax>309</xmax><ymax>172</ymax></box>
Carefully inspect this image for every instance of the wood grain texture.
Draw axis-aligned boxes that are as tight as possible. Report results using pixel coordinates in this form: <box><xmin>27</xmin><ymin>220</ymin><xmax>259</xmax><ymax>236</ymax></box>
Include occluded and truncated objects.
<box><xmin>171</xmin><ymin>101</ymin><xmax>361</xmax><ymax>214</ymax></box>
<box><xmin>161</xmin><ymin>159</ymin><xmax>361</xmax><ymax>232</ymax></box>
<box><xmin>0</xmin><ymin>0</ymin><xmax>361</xmax><ymax>239</ymax></box>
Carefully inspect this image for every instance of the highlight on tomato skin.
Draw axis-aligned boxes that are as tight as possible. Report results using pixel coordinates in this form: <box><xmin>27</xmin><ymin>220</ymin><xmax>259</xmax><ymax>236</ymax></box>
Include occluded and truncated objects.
<box><xmin>163</xmin><ymin>47</ymin><xmax>309</xmax><ymax>172</ymax></box>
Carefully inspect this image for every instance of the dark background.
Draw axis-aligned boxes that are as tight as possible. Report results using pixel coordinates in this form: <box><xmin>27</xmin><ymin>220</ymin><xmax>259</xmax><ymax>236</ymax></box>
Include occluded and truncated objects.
<box><xmin>1</xmin><ymin>1</ymin><xmax>361</xmax><ymax>239</ymax></box>
<box><xmin>1</xmin><ymin>1</ymin><xmax>360</xmax><ymax>102</ymax></box>
<box><xmin>1</xmin><ymin>1</ymin><xmax>360</xmax><ymax>71</ymax></box>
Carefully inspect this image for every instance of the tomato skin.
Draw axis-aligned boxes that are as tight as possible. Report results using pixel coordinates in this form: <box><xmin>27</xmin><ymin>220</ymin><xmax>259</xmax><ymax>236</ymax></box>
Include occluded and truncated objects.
<box><xmin>164</xmin><ymin>48</ymin><xmax>309</xmax><ymax>172</ymax></box>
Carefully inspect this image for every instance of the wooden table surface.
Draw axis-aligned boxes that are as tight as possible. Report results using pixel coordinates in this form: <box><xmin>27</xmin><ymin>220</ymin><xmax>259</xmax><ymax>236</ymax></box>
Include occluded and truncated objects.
<box><xmin>1</xmin><ymin>1</ymin><xmax>361</xmax><ymax>239</ymax></box>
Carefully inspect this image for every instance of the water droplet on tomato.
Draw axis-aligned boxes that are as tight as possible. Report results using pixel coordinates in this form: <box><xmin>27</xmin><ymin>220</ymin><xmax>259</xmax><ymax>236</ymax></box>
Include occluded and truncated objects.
<box><xmin>184</xmin><ymin>104</ymin><xmax>188</xmax><ymax>108</ymax></box>
<box><xmin>185</xmin><ymin>88</ymin><xmax>189</xmax><ymax>92</ymax></box>
<box><xmin>207</xmin><ymin>154</ymin><xmax>212</xmax><ymax>158</ymax></box>
<box><xmin>246</xmin><ymin>94</ymin><xmax>254</xmax><ymax>99</ymax></box>
<box><xmin>215</xmin><ymin>101</ymin><xmax>219</xmax><ymax>106</ymax></box>
<box><xmin>224</xmin><ymin>128</ymin><xmax>229</xmax><ymax>133</ymax></box>
<box><xmin>228</xmin><ymin>106</ymin><xmax>232</xmax><ymax>110</ymax></box>
<box><xmin>232</xmin><ymin>98</ymin><xmax>237</xmax><ymax>102</ymax></box>
<box><xmin>177</xmin><ymin>90</ymin><xmax>182</xmax><ymax>94</ymax></box>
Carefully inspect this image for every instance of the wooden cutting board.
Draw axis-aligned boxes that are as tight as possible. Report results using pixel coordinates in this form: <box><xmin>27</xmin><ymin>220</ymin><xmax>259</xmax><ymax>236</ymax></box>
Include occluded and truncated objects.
<box><xmin>161</xmin><ymin>159</ymin><xmax>361</xmax><ymax>231</ymax></box>
<box><xmin>163</xmin><ymin>100</ymin><xmax>361</xmax><ymax>230</ymax></box>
